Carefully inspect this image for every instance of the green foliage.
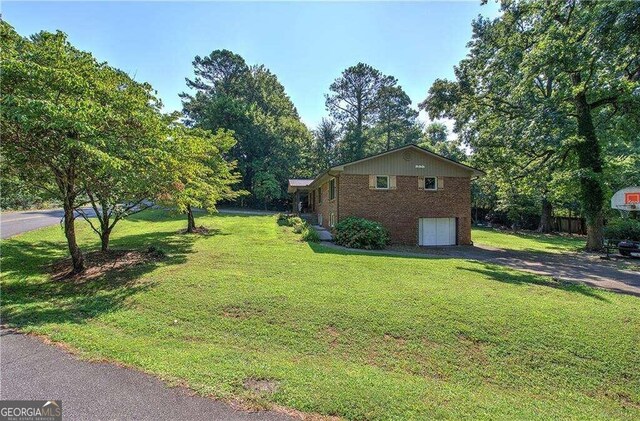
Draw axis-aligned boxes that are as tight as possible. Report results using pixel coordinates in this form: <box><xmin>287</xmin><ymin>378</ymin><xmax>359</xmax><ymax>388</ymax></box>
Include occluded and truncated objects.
<box><xmin>419</xmin><ymin>122</ymin><xmax>467</xmax><ymax>163</ymax></box>
<box><xmin>604</xmin><ymin>219</ymin><xmax>640</xmax><ymax>241</ymax></box>
<box><xmin>276</xmin><ymin>214</ymin><xmax>319</xmax><ymax>242</ymax></box>
<box><xmin>334</xmin><ymin>216</ymin><xmax>389</xmax><ymax>249</ymax></box>
<box><xmin>325</xmin><ymin>63</ymin><xmax>420</xmax><ymax>162</ymax></box>
<box><xmin>310</xmin><ymin>118</ymin><xmax>340</xmax><ymax>173</ymax></box>
<box><xmin>0</xmin><ymin>170</ymin><xmax>54</xmax><ymax>210</ymax></box>
<box><xmin>422</xmin><ymin>0</ymin><xmax>640</xmax><ymax>249</ymax></box>
<box><xmin>0</xmin><ymin>22</ymin><xmax>241</xmax><ymax>258</ymax></box>
<box><xmin>252</xmin><ymin>171</ymin><xmax>280</xmax><ymax>209</ymax></box>
<box><xmin>182</xmin><ymin>50</ymin><xmax>313</xmax><ymax>204</ymax></box>
<box><xmin>301</xmin><ymin>225</ymin><xmax>320</xmax><ymax>243</ymax></box>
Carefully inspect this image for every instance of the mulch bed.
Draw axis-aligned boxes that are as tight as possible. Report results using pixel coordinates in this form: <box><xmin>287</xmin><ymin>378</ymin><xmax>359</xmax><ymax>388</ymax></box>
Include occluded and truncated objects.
<box><xmin>178</xmin><ymin>226</ymin><xmax>211</xmax><ymax>235</ymax></box>
<box><xmin>49</xmin><ymin>249</ymin><xmax>164</xmax><ymax>282</ymax></box>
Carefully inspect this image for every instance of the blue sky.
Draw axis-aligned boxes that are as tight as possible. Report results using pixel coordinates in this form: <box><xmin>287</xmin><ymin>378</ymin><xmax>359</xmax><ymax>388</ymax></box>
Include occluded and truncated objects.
<box><xmin>3</xmin><ymin>1</ymin><xmax>499</xmax><ymax>129</ymax></box>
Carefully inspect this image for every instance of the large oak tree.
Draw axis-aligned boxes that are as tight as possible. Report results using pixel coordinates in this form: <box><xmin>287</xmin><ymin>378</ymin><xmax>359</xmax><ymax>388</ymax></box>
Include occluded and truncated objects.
<box><xmin>422</xmin><ymin>0</ymin><xmax>640</xmax><ymax>249</ymax></box>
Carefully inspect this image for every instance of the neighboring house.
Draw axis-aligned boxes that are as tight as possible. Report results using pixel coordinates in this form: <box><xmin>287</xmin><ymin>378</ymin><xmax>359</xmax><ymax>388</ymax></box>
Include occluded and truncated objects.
<box><xmin>287</xmin><ymin>144</ymin><xmax>483</xmax><ymax>246</ymax></box>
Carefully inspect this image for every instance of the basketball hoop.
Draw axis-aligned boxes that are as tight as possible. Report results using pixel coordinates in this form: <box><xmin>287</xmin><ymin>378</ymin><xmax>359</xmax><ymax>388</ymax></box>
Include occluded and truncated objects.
<box><xmin>611</xmin><ymin>187</ymin><xmax>640</xmax><ymax>216</ymax></box>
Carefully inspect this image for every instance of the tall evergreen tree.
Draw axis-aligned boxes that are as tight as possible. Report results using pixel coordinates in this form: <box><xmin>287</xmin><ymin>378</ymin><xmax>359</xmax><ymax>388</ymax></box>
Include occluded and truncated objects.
<box><xmin>325</xmin><ymin>63</ymin><xmax>396</xmax><ymax>160</ymax></box>
<box><xmin>311</xmin><ymin>118</ymin><xmax>340</xmax><ymax>172</ymax></box>
<box><xmin>182</xmin><ymin>50</ymin><xmax>312</xmax><ymax>205</ymax></box>
<box><xmin>370</xmin><ymin>85</ymin><xmax>421</xmax><ymax>152</ymax></box>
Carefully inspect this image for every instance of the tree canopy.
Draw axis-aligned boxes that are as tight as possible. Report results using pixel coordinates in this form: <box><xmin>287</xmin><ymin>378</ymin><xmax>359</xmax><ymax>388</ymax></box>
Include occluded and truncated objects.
<box><xmin>422</xmin><ymin>0</ymin><xmax>640</xmax><ymax>249</ymax></box>
<box><xmin>1</xmin><ymin>23</ymin><xmax>241</xmax><ymax>271</ymax></box>
<box><xmin>325</xmin><ymin>63</ymin><xmax>421</xmax><ymax>161</ymax></box>
<box><xmin>181</xmin><ymin>50</ymin><xmax>313</xmax><ymax>206</ymax></box>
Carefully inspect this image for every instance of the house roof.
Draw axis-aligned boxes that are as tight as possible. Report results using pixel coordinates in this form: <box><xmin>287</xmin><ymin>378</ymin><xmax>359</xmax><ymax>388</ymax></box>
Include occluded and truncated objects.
<box><xmin>287</xmin><ymin>178</ymin><xmax>314</xmax><ymax>193</ymax></box>
<box><xmin>332</xmin><ymin>144</ymin><xmax>484</xmax><ymax>176</ymax></box>
<box><xmin>288</xmin><ymin>144</ymin><xmax>484</xmax><ymax>193</ymax></box>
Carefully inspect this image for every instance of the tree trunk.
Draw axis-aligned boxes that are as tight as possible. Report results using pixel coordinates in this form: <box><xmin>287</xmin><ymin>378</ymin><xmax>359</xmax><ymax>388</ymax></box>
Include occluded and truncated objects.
<box><xmin>63</xmin><ymin>201</ymin><xmax>85</xmax><ymax>273</ymax></box>
<box><xmin>100</xmin><ymin>202</ymin><xmax>111</xmax><ymax>252</ymax></box>
<box><xmin>186</xmin><ymin>205</ymin><xmax>196</xmax><ymax>233</ymax></box>
<box><xmin>538</xmin><ymin>198</ymin><xmax>553</xmax><ymax>233</ymax></box>
<box><xmin>572</xmin><ymin>74</ymin><xmax>605</xmax><ymax>251</ymax></box>
<box><xmin>100</xmin><ymin>228</ymin><xmax>112</xmax><ymax>252</ymax></box>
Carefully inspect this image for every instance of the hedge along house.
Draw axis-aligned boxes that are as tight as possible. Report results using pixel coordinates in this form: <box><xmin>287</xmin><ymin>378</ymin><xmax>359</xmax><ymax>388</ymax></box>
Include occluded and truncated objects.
<box><xmin>287</xmin><ymin>144</ymin><xmax>484</xmax><ymax>246</ymax></box>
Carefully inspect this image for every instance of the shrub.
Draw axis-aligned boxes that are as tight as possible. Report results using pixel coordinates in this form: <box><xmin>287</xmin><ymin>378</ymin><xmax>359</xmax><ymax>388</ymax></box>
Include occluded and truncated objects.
<box><xmin>292</xmin><ymin>222</ymin><xmax>305</xmax><ymax>234</ymax></box>
<box><xmin>334</xmin><ymin>217</ymin><xmax>389</xmax><ymax>249</ymax></box>
<box><xmin>277</xmin><ymin>213</ymin><xmax>297</xmax><ymax>226</ymax></box>
<box><xmin>604</xmin><ymin>218</ymin><xmax>640</xmax><ymax>241</ymax></box>
<box><xmin>302</xmin><ymin>226</ymin><xmax>320</xmax><ymax>243</ymax></box>
<box><xmin>277</xmin><ymin>214</ymin><xmax>319</xmax><ymax>242</ymax></box>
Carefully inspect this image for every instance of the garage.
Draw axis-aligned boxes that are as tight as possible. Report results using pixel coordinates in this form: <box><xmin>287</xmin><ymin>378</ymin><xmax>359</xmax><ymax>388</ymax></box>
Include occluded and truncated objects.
<box><xmin>419</xmin><ymin>218</ymin><xmax>457</xmax><ymax>246</ymax></box>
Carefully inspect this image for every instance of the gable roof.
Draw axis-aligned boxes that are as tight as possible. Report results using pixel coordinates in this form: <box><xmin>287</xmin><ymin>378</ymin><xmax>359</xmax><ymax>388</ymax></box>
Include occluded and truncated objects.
<box><xmin>331</xmin><ymin>144</ymin><xmax>484</xmax><ymax>176</ymax></box>
<box><xmin>287</xmin><ymin>178</ymin><xmax>314</xmax><ymax>193</ymax></box>
<box><xmin>288</xmin><ymin>144</ymin><xmax>484</xmax><ymax>193</ymax></box>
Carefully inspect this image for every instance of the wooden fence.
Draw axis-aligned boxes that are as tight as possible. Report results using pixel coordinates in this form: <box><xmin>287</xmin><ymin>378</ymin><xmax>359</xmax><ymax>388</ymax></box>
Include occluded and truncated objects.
<box><xmin>552</xmin><ymin>216</ymin><xmax>587</xmax><ymax>235</ymax></box>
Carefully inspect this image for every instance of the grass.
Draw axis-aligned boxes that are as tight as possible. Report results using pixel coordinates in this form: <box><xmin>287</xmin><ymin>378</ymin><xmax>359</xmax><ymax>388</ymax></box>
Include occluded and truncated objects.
<box><xmin>2</xmin><ymin>210</ymin><xmax>639</xmax><ymax>420</ymax></box>
<box><xmin>472</xmin><ymin>226</ymin><xmax>586</xmax><ymax>253</ymax></box>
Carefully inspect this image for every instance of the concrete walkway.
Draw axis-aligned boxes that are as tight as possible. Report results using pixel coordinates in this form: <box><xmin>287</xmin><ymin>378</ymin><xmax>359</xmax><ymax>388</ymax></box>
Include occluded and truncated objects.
<box><xmin>316</xmin><ymin>242</ymin><xmax>640</xmax><ymax>297</ymax></box>
<box><xmin>311</xmin><ymin>225</ymin><xmax>333</xmax><ymax>241</ymax></box>
<box><xmin>0</xmin><ymin>329</ymin><xmax>291</xmax><ymax>421</ymax></box>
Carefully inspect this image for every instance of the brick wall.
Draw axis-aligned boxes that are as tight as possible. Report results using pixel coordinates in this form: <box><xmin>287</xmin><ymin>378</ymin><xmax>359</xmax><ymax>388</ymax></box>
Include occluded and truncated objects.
<box><xmin>314</xmin><ymin>179</ymin><xmax>338</xmax><ymax>229</ymax></box>
<box><xmin>337</xmin><ymin>174</ymin><xmax>472</xmax><ymax>245</ymax></box>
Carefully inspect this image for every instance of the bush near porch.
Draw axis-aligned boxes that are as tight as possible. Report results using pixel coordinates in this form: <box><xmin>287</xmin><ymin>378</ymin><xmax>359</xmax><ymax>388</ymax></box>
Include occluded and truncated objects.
<box><xmin>334</xmin><ymin>216</ymin><xmax>390</xmax><ymax>249</ymax></box>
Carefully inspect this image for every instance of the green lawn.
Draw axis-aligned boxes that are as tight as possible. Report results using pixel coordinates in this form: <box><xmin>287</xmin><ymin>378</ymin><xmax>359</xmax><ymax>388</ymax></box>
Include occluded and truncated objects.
<box><xmin>2</xmin><ymin>211</ymin><xmax>639</xmax><ymax>420</ymax></box>
<box><xmin>472</xmin><ymin>226</ymin><xmax>586</xmax><ymax>253</ymax></box>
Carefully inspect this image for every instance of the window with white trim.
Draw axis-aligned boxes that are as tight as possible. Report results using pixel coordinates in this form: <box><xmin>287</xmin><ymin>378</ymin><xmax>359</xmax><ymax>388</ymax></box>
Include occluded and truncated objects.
<box><xmin>329</xmin><ymin>178</ymin><xmax>336</xmax><ymax>200</ymax></box>
<box><xmin>375</xmin><ymin>175</ymin><xmax>389</xmax><ymax>189</ymax></box>
<box><xmin>329</xmin><ymin>212</ymin><xmax>336</xmax><ymax>227</ymax></box>
<box><xmin>424</xmin><ymin>177</ymin><xmax>437</xmax><ymax>190</ymax></box>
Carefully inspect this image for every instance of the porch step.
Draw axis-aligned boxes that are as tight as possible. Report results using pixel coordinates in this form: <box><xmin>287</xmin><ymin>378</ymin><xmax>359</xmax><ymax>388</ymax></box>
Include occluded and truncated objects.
<box><xmin>312</xmin><ymin>225</ymin><xmax>333</xmax><ymax>241</ymax></box>
<box><xmin>300</xmin><ymin>213</ymin><xmax>318</xmax><ymax>225</ymax></box>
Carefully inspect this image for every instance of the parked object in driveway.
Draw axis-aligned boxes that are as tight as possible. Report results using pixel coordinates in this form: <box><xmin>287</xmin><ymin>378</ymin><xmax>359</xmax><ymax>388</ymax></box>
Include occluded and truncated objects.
<box><xmin>618</xmin><ymin>240</ymin><xmax>640</xmax><ymax>258</ymax></box>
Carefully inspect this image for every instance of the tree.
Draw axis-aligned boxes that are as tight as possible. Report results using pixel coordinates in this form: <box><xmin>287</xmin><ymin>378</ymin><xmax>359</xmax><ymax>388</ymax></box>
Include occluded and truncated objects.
<box><xmin>311</xmin><ymin>118</ymin><xmax>340</xmax><ymax>172</ymax></box>
<box><xmin>1</xmin><ymin>23</ymin><xmax>127</xmax><ymax>271</ymax></box>
<box><xmin>160</xmin><ymin>125</ymin><xmax>243</xmax><ymax>233</ymax></box>
<box><xmin>419</xmin><ymin>122</ymin><xmax>467</xmax><ymax>163</ymax></box>
<box><xmin>73</xmin><ymin>74</ymin><xmax>174</xmax><ymax>252</ymax></box>
<box><xmin>253</xmin><ymin>171</ymin><xmax>280</xmax><ymax>210</ymax></box>
<box><xmin>370</xmin><ymin>85</ymin><xmax>421</xmax><ymax>152</ymax></box>
<box><xmin>422</xmin><ymin>0</ymin><xmax>640</xmax><ymax>250</ymax></box>
<box><xmin>325</xmin><ymin>63</ymin><xmax>396</xmax><ymax>161</ymax></box>
<box><xmin>182</xmin><ymin>50</ymin><xmax>312</xmax><ymax>205</ymax></box>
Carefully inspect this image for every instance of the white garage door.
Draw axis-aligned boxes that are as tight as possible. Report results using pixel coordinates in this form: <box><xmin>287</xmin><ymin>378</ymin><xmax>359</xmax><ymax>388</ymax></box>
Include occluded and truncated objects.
<box><xmin>419</xmin><ymin>218</ymin><xmax>456</xmax><ymax>246</ymax></box>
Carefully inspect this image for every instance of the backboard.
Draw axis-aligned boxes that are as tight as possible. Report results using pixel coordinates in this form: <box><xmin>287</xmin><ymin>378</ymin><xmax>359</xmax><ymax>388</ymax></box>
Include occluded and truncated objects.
<box><xmin>611</xmin><ymin>187</ymin><xmax>640</xmax><ymax>211</ymax></box>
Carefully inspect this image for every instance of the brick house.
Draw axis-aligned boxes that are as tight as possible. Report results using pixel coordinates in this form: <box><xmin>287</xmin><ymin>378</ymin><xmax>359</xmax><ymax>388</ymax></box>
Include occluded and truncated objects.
<box><xmin>287</xmin><ymin>144</ymin><xmax>483</xmax><ymax>246</ymax></box>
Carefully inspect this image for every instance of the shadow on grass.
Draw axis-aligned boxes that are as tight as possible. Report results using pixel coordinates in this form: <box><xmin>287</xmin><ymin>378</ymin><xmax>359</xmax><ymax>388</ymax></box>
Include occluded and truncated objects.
<box><xmin>473</xmin><ymin>227</ymin><xmax>585</xmax><ymax>253</ymax></box>
<box><xmin>1</xmin><ymin>229</ymin><xmax>197</xmax><ymax>329</ymax></box>
<box><xmin>458</xmin><ymin>263</ymin><xmax>610</xmax><ymax>302</ymax></box>
<box><xmin>308</xmin><ymin>242</ymin><xmax>611</xmax><ymax>301</ymax></box>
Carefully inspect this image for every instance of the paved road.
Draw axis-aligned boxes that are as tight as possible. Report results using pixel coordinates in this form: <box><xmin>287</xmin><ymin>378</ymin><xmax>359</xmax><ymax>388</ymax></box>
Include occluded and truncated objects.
<box><xmin>1</xmin><ymin>208</ymin><xmax>291</xmax><ymax>420</ymax></box>
<box><xmin>0</xmin><ymin>330</ymin><xmax>290</xmax><ymax>421</ymax></box>
<box><xmin>0</xmin><ymin>207</ymin><xmax>275</xmax><ymax>240</ymax></box>
<box><xmin>0</xmin><ymin>208</ymin><xmax>99</xmax><ymax>239</ymax></box>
